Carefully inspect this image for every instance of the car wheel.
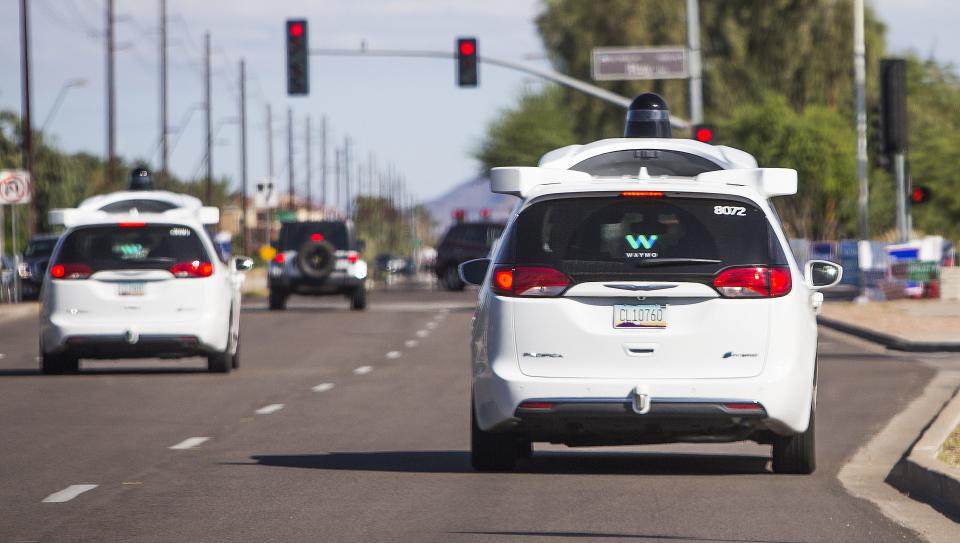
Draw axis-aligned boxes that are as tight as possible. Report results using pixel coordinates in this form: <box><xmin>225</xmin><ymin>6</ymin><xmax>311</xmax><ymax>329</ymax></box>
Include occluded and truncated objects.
<box><xmin>350</xmin><ymin>284</ymin><xmax>367</xmax><ymax>311</ymax></box>
<box><xmin>444</xmin><ymin>267</ymin><xmax>465</xmax><ymax>292</ymax></box>
<box><xmin>470</xmin><ymin>403</ymin><xmax>518</xmax><ymax>472</ymax></box>
<box><xmin>207</xmin><ymin>348</ymin><xmax>233</xmax><ymax>373</ymax></box>
<box><xmin>772</xmin><ymin>407</ymin><xmax>816</xmax><ymax>474</ymax></box>
<box><xmin>231</xmin><ymin>335</ymin><xmax>240</xmax><ymax>369</ymax></box>
<box><xmin>268</xmin><ymin>288</ymin><xmax>287</xmax><ymax>311</ymax></box>
<box><xmin>40</xmin><ymin>352</ymin><xmax>79</xmax><ymax>375</ymax></box>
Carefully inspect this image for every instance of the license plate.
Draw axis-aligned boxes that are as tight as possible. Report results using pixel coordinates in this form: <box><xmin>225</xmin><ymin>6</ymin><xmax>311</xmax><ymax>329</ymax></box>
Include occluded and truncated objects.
<box><xmin>614</xmin><ymin>304</ymin><xmax>666</xmax><ymax>329</ymax></box>
<box><xmin>118</xmin><ymin>282</ymin><xmax>145</xmax><ymax>297</ymax></box>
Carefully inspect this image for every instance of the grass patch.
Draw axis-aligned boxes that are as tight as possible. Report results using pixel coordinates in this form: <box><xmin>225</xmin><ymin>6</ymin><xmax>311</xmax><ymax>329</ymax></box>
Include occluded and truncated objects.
<box><xmin>938</xmin><ymin>424</ymin><xmax>960</xmax><ymax>467</ymax></box>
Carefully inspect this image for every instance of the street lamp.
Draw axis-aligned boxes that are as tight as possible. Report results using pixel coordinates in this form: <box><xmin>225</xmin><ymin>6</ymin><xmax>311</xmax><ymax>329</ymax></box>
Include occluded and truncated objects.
<box><xmin>41</xmin><ymin>78</ymin><xmax>87</xmax><ymax>133</ymax></box>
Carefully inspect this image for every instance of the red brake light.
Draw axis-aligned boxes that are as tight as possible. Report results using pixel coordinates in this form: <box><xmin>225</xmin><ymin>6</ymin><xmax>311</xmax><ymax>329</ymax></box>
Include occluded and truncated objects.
<box><xmin>309</xmin><ymin>233</ymin><xmax>324</xmax><ymax>241</ymax></box>
<box><xmin>620</xmin><ymin>191</ymin><xmax>664</xmax><ymax>197</ymax></box>
<box><xmin>273</xmin><ymin>253</ymin><xmax>286</xmax><ymax>264</ymax></box>
<box><xmin>169</xmin><ymin>260</ymin><xmax>214</xmax><ymax>278</ymax></box>
<box><xmin>50</xmin><ymin>263</ymin><xmax>92</xmax><ymax>280</ymax></box>
<box><xmin>492</xmin><ymin>266</ymin><xmax>570</xmax><ymax>297</ymax></box>
<box><xmin>118</xmin><ymin>222</ymin><xmax>146</xmax><ymax>227</ymax></box>
<box><xmin>519</xmin><ymin>401</ymin><xmax>556</xmax><ymax>410</ymax></box>
<box><xmin>724</xmin><ymin>402</ymin><xmax>763</xmax><ymax>411</ymax></box>
<box><xmin>713</xmin><ymin>266</ymin><xmax>791</xmax><ymax>298</ymax></box>
<box><xmin>347</xmin><ymin>252</ymin><xmax>359</xmax><ymax>264</ymax></box>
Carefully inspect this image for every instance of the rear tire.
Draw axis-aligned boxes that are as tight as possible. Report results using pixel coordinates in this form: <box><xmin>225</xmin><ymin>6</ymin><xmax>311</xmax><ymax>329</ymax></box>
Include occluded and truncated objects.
<box><xmin>231</xmin><ymin>336</ymin><xmax>240</xmax><ymax>369</ymax></box>
<box><xmin>207</xmin><ymin>348</ymin><xmax>233</xmax><ymax>373</ymax></box>
<box><xmin>350</xmin><ymin>284</ymin><xmax>367</xmax><ymax>311</ymax></box>
<box><xmin>471</xmin><ymin>404</ymin><xmax>518</xmax><ymax>472</ymax></box>
<box><xmin>443</xmin><ymin>267</ymin><xmax>465</xmax><ymax>292</ymax></box>
<box><xmin>40</xmin><ymin>353</ymin><xmax>79</xmax><ymax>375</ymax></box>
<box><xmin>772</xmin><ymin>408</ymin><xmax>816</xmax><ymax>474</ymax></box>
<box><xmin>268</xmin><ymin>288</ymin><xmax>287</xmax><ymax>311</ymax></box>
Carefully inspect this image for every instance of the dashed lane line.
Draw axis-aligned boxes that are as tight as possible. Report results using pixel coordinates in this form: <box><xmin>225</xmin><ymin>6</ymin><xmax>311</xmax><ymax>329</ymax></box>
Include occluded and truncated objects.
<box><xmin>416</xmin><ymin>329</ymin><xmax>429</xmax><ymax>338</ymax></box>
<box><xmin>386</xmin><ymin>351</ymin><xmax>402</xmax><ymax>360</ymax></box>
<box><xmin>353</xmin><ymin>366</ymin><xmax>373</xmax><ymax>375</ymax></box>
<box><xmin>169</xmin><ymin>437</ymin><xmax>210</xmax><ymax>450</ymax></box>
<box><xmin>254</xmin><ymin>403</ymin><xmax>285</xmax><ymax>415</ymax></box>
<box><xmin>404</xmin><ymin>340</ymin><xmax>418</xmax><ymax>348</ymax></box>
<box><xmin>312</xmin><ymin>382</ymin><xmax>335</xmax><ymax>393</ymax></box>
<box><xmin>41</xmin><ymin>484</ymin><xmax>98</xmax><ymax>503</ymax></box>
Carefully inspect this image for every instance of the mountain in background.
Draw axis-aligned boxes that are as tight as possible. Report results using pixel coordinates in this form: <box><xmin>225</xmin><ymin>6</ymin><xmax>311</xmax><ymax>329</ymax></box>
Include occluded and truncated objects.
<box><xmin>424</xmin><ymin>175</ymin><xmax>516</xmax><ymax>233</ymax></box>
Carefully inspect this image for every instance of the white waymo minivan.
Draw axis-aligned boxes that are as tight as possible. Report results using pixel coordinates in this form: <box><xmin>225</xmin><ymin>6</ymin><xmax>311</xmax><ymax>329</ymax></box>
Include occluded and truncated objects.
<box><xmin>460</xmin><ymin>137</ymin><xmax>842</xmax><ymax>474</ymax></box>
<box><xmin>39</xmin><ymin>188</ymin><xmax>251</xmax><ymax>374</ymax></box>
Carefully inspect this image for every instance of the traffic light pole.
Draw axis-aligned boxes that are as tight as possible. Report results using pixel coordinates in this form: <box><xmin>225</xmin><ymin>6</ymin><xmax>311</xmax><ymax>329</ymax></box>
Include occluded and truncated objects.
<box><xmin>309</xmin><ymin>47</ymin><xmax>691</xmax><ymax>130</ymax></box>
<box><xmin>894</xmin><ymin>152</ymin><xmax>908</xmax><ymax>243</ymax></box>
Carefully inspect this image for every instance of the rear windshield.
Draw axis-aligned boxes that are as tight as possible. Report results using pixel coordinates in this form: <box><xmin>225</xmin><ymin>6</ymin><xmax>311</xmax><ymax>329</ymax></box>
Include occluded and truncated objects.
<box><xmin>443</xmin><ymin>224</ymin><xmax>504</xmax><ymax>248</ymax></box>
<box><xmin>503</xmin><ymin>195</ymin><xmax>786</xmax><ymax>283</ymax></box>
<box><xmin>56</xmin><ymin>224</ymin><xmax>210</xmax><ymax>272</ymax></box>
<box><xmin>279</xmin><ymin>222</ymin><xmax>349</xmax><ymax>250</ymax></box>
<box><xmin>570</xmin><ymin>150</ymin><xmax>722</xmax><ymax>177</ymax></box>
<box><xmin>25</xmin><ymin>238</ymin><xmax>58</xmax><ymax>257</ymax></box>
<box><xmin>98</xmin><ymin>199</ymin><xmax>179</xmax><ymax>213</ymax></box>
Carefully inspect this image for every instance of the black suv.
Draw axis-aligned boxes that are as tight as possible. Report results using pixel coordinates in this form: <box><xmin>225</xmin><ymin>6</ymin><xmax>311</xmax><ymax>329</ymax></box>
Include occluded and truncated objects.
<box><xmin>19</xmin><ymin>234</ymin><xmax>60</xmax><ymax>300</ymax></box>
<box><xmin>268</xmin><ymin>221</ymin><xmax>367</xmax><ymax>311</ymax></box>
<box><xmin>434</xmin><ymin>222</ymin><xmax>505</xmax><ymax>291</ymax></box>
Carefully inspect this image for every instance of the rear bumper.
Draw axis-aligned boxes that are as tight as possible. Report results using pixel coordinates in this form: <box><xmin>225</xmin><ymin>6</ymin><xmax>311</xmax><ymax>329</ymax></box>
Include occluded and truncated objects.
<box><xmin>269</xmin><ymin>273</ymin><xmax>363</xmax><ymax>295</ymax></box>
<box><xmin>513</xmin><ymin>398</ymin><xmax>768</xmax><ymax>446</ymax></box>
<box><xmin>52</xmin><ymin>334</ymin><xmax>209</xmax><ymax>359</ymax></box>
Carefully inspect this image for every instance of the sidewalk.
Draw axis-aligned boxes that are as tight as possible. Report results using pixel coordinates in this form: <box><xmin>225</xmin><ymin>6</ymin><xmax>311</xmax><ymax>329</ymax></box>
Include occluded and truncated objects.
<box><xmin>819</xmin><ymin>299</ymin><xmax>960</xmax><ymax>352</ymax></box>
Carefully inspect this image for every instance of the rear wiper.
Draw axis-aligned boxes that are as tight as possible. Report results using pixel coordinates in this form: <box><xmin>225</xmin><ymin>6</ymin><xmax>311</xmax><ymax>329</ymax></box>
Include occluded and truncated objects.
<box><xmin>631</xmin><ymin>258</ymin><xmax>721</xmax><ymax>267</ymax></box>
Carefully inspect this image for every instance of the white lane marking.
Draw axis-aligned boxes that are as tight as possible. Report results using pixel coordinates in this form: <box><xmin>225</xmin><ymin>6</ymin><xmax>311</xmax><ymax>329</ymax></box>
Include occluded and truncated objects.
<box><xmin>0</xmin><ymin>353</ymin><xmax>6</xmax><ymax>359</ymax></box>
<box><xmin>254</xmin><ymin>403</ymin><xmax>284</xmax><ymax>415</ymax></box>
<box><xmin>385</xmin><ymin>351</ymin><xmax>402</xmax><ymax>360</ymax></box>
<box><xmin>312</xmin><ymin>382</ymin><xmax>335</xmax><ymax>393</ymax></box>
<box><xmin>426</xmin><ymin>321</ymin><xmax>438</xmax><ymax>330</ymax></box>
<box><xmin>169</xmin><ymin>437</ymin><xmax>210</xmax><ymax>450</ymax></box>
<box><xmin>353</xmin><ymin>365</ymin><xmax>373</xmax><ymax>375</ymax></box>
<box><xmin>404</xmin><ymin>340</ymin><xmax>418</xmax><ymax>348</ymax></box>
<box><xmin>42</xmin><ymin>484</ymin><xmax>98</xmax><ymax>503</ymax></box>
<box><xmin>416</xmin><ymin>329</ymin><xmax>429</xmax><ymax>338</ymax></box>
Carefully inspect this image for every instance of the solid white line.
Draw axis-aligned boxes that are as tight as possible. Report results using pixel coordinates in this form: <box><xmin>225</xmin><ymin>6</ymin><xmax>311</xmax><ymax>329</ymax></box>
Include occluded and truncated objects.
<box><xmin>404</xmin><ymin>340</ymin><xmax>418</xmax><ymax>348</ymax></box>
<box><xmin>312</xmin><ymin>382</ymin><xmax>335</xmax><ymax>393</ymax></box>
<box><xmin>169</xmin><ymin>437</ymin><xmax>210</xmax><ymax>450</ymax></box>
<box><xmin>385</xmin><ymin>351</ymin><xmax>402</xmax><ymax>360</ymax></box>
<box><xmin>42</xmin><ymin>484</ymin><xmax>98</xmax><ymax>503</ymax></box>
<box><xmin>416</xmin><ymin>329</ymin><xmax>429</xmax><ymax>338</ymax></box>
<box><xmin>254</xmin><ymin>403</ymin><xmax>284</xmax><ymax>415</ymax></box>
<box><xmin>353</xmin><ymin>365</ymin><xmax>373</xmax><ymax>375</ymax></box>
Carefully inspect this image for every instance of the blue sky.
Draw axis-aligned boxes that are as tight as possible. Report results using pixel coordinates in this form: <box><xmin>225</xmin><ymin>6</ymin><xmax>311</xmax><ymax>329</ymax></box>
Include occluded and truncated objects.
<box><xmin>0</xmin><ymin>1</ymin><xmax>956</xmax><ymax>207</ymax></box>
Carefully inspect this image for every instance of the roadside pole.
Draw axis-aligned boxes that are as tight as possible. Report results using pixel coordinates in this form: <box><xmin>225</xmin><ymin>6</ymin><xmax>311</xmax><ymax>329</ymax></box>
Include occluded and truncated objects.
<box><xmin>853</xmin><ymin>0</ymin><xmax>871</xmax><ymax>301</ymax></box>
<box><xmin>685</xmin><ymin>0</ymin><xmax>703</xmax><ymax>125</ymax></box>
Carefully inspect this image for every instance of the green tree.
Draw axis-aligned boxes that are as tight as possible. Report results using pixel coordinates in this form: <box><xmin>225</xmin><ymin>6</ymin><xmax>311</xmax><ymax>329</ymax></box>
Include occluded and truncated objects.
<box><xmin>474</xmin><ymin>88</ymin><xmax>576</xmax><ymax>170</ymax></box>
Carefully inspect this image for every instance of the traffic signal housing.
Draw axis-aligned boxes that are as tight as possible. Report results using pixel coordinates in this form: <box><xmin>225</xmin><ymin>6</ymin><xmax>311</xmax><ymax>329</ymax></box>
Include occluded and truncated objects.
<box><xmin>910</xmin><ymin>185</ymin><xmax>931</xmax><ymax>205</ymax></box>
<box><xmin>286</xmin><ymin>20</ymin><xmax>309</xmax><ymax>96</ymax></box>
<box><xmin>457</xmin><ymin>37</ymin><xmax>478</xmax><ymax>88</ymax></box>
<box><xmin>692</xmin><ymin>124</ymin><xmax>715</xmax><ymax>143</ymax></box>
<box><xmin>880</xmin><ymin>58</ymin><xmax>907</xmax><ymax>154</ymax></box>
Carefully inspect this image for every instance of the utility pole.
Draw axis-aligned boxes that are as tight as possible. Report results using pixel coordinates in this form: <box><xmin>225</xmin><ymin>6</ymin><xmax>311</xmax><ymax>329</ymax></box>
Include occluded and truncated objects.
<box><xmin>305</xmin><ymin>115</ymin><xmax>312</xmax><ymax>212</ymax></box>
<box><xmin>19</xmin><ymin>0</ymin><xmax>35</xmax><ymax>234</ymax></box>
<box><xmin>203</xmin><ymin>32</ymin><xmax>213</xmax><ymax>203</ymax></box>
<box><xmin>106</xmin><ymin>0</ymin><xmax>116</xmax><ymax>186</ymax></box>
<box><xmin>853</xmin><ymin>0</ymin><xmax>870</xmax><ymax>301</ymax></box>
<box><xmin>265</xmin><ymin>103</ymin><xmax>274</xmax><ymax>246</ymax></box>
<box><xmin>320</xmin><ymin>116</ymin><xmax>327</xmax><ymax>210</ymax></box>
<box><xmin>239</xmin><ymin>59</ymin><xmax>248</xmax><ymax>254</ymax></box>
<box><xmin>344</xmin><ymin>136</ymin><xmax>351</xmax><ymax>217</ymax></box>
<box><xmin>685</xmin><ymin>0</ymin><xmax>703</xmax><ymax>125</ymax></box>
<box><xmin>159</xmin><ymin>0</ymin><xmax>168</xmax><ymax>178</ymax></box>
<box><xmin>334</xmin><ymin>148</ymin><xmax>341</xmax><ymax>214</ymax></box>
<box><xmin>287</xmin><ymin>107</ymin><xmax>294</xmax><ymax>211</ymax></box>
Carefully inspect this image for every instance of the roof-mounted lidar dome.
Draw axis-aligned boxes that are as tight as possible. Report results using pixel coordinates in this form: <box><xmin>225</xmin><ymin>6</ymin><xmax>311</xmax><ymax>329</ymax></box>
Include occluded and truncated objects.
<box><xmin>623</xmin><ymin>92</ymin><xmax>672</xmax><ymax>138</ymax></box>
<box><xmin>129</xmin><ymin>166</ymin><xmax>154</xmax><ymax>191</ymax></box>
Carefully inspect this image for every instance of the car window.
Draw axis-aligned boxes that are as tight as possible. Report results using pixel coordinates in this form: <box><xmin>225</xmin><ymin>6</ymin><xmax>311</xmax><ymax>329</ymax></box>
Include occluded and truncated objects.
<box><xmin>279</xmin><ymin>222</ymin><xmax>349</xmax><ymax>250</ymax></box>
<box><xmin>99</xmin><ymin>200</ymin><xmax>179</xmax><ymax>213</ymax></box>
<box><xmin>25</xmin><ymin>239</ymin><xmax>58</xmax><ymax>257</ymax></box>
<box><xmin>483</xmin><ymin>225</ymin><xmax>504</xmax><ymax>248</ymax></box>
<box><xmin>55</xmin><ymin>224</ymin><xmax>211</xmax><ymax>272</ymax></box>
<box><xmin>570</xmin><ymin>150</ymin><xmax>722</xmax><ymax>177</ymax></box>
<box><xmin>503</xmin><ymin>195</ymin><xmax>786</xmax><ymax>283</ymax></box>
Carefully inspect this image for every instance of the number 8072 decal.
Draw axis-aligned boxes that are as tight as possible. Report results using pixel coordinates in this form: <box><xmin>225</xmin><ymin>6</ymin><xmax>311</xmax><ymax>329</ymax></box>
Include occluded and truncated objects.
<box><xmin>714</xmin><ymin>205</ymin><xmax>746</xmax><ymax>216</ymax></box>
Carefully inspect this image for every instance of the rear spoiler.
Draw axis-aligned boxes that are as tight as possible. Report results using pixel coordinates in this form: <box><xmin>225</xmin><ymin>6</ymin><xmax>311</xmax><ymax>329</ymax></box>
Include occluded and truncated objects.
<box><xmin>49</xmin><ymin>206</ymin><xmax>221</xmax><ymax>228</ymax></box>
<box><xmin>490</xmin><ymin>166</ymin><xmax>797</xmax><ymax>199</ymax></box>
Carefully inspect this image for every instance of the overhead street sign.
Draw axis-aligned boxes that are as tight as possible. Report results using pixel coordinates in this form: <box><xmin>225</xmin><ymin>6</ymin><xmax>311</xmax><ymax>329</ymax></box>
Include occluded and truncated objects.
<box><xmin>0</xmin><ymin>170</ymin><xmax>31</xmax><ymax>205</ymax></box>
<box><xmin>254</xmin><ymin>177</ymin><xmax>279</xmax><ymax>209</ymax></box>
<box><xmin>592</xmin><ymin>47</ymin><xmax>688</xmax><ymax>81</ymax></box>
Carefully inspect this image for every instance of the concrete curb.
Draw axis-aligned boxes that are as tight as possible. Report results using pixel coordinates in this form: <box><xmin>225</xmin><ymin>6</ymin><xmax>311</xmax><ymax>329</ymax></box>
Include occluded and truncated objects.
<box><xmin>0</xmin><ymin>302</ymin><xmax>38</xmax><ymax>324</ymax></box>
<box><xmin>888</xmin><ymin>383</ymin><xmax>960</xmax><ymax>522</ymax></box>
<box><xmin>817</xmin><ymin>315</ymin><xmax>960</xmax><ymax>353</ymax></box>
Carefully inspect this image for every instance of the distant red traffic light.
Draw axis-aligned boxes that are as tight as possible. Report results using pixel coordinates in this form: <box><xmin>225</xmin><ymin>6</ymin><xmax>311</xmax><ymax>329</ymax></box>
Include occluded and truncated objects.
<box><xmin>459</xmin><ymin>41</ymin><xmax>476</xmax><ymax>56</ymax></box>
<box><xmin>910</xmin><ymin>185</ymin><xmax>931</xmax><ymax>204</ymax></box>
<box><xmin>289</xmin><ymin>22</ymin><xmax>304</xmax><ymax>37</ymax></box>
<box><xmin>693</xmin><ymin>124</ymin><xmax>715</xmax><ymax>143</ymax></box>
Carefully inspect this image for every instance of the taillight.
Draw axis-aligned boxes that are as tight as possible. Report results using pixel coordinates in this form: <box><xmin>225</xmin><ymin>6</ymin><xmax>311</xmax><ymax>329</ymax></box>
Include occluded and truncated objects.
<box><xmin>347</xmin><ymin>252</ymin><xmax>359</xmax><ymax>264</ymax></box>
<box><xmin>491</xmin><ymin>266</ymin><xmax>570</xmax><ymax>297</ymax></box>
<box><xmin>713</xmin><ymin>266</ymin><xmax>791</xmax><ymax>298</ymax></box>
<box><xmin>620</xmin><ymin>191</ymin><xmax>664</xmax><ymax>197</ymax></box>
<box><xmin>169</xmin><ymin>260</ymin><xmax>214</xmax><ymax>278</ymax></box>
<box><xmin>309</xmin><ymin>233</ymin><xmax>324</xmax><ymax>241</ymax></box>
<box><xmin>50</xmin><ymin>263</ymin><xmax>93</xmax><ymax>280</ymax></box>
<box><xmin>273</xmin><ymin>253</ymin><xmax>286</xmax><ymax>264</ymax></box>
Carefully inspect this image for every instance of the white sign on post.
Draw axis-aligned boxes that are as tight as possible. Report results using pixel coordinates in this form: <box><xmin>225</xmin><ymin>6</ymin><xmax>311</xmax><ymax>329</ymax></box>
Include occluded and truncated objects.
<box><xmin>592</xmin><ymin>47</ymin><xmax>689</xmax><ymax>81</ymax></box>
<box><xmin>254</xmin><ymin>177</ymin><xmax>279</xmax><ymax>209</ymax></box>
<box><xmin>0</xmin><ymin>170</ymin><xmax>32</xmax><ymax>205</ymax></box>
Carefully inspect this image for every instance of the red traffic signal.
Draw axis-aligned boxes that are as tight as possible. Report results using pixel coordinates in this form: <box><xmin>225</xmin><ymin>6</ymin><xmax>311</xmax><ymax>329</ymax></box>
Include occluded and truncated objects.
<box><xmin>286</xmin><ymin>19</ymin><xmax>309</xmax><ymax>96</ymax></box>
<box><xmin>910</xmin><ymin>185</ymin><xmax>931</xmax><ymax>204</ymax></box>
<box><xmin>692</xmin><ymin>124</ymin><xmax>715</xmax><ymax>143</ymax></box>
<box><xmin>456</xmin><ymin>37</ymin><xmax>478</xmax><ymax>88</ymax></box>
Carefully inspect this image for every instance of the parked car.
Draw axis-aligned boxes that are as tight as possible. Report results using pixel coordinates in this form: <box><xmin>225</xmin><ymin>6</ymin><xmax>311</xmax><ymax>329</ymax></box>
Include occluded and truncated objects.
<box><xmin>434</xmin><ymin>222</ymin><xmax>505</xmax><ymax>291</ymax></box>
<box><xmin>19</xmin><ymin>234</ymin><xmax>60</xmax><ymax>300</ymax></box>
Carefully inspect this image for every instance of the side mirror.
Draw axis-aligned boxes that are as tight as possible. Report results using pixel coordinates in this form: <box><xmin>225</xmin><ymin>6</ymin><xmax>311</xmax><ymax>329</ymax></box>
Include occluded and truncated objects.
<box><xmin>459</xmin><ymin>258</ymin><xmax>490</xmax><ymax>286</ymax></box>
<box><xmin>233</xmin><ymin>256</ymin><xmax>254</xmax><ymax>272</ymax></box>
<box><xmin>804</xmin><ymin>260</ymin><xmax>842</xmax><ymax>289</ymax></box>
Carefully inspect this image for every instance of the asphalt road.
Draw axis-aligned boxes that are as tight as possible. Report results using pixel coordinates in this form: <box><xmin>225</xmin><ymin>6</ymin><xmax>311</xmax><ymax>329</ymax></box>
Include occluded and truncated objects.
<box><xmin>0</xmin><ymin>288</ymin><xmax>938</xmax><ymax>542</ymax></box>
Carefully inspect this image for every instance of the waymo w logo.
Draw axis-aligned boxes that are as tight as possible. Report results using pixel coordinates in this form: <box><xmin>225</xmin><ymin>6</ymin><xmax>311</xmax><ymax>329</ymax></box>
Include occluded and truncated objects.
<box><xmin>625</xmin><ymin>234</ymin><xmax>658</xmax><ymax>250</ymax></box>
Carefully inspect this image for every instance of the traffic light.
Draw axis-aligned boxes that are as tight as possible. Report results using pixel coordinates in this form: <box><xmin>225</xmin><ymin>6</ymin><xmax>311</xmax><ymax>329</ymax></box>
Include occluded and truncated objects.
<box><xmin>456</xmin><ymin>37</ymin><xmax>478</xmax><ymax>88</ymax></box>
<box><xmin>910</xmin><ymin>185</ymin><xmax>931</xmax><ymax>204</ymax></box>
<box><xmin>286</xmin><ymin>19</ymin><xmax>309</xmax><ymax>96</ymax></box>
<box><xmin>691</xmin><ymin>124</ymin><xmax>715</xmax><ymax>143</ymax></box>
<box><xmin>880</xmin><ymin>58</ymin><xmax>907</xmax><ymax>154</ymax></box>
<box><xmin>870</xmin><ymin>104</ymin><xmax>890</xmax><ymax>171</ymax></box>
